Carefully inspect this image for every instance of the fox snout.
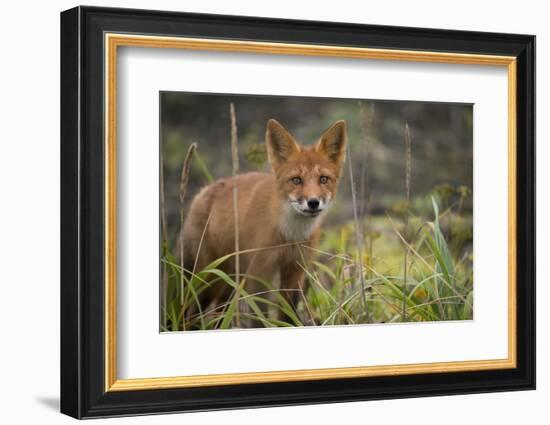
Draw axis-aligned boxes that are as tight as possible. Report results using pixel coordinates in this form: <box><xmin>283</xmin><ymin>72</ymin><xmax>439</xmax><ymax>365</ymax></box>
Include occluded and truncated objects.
<box><xmin>290</xmin><ymin>195</ymin><xmax>330</xmax><ymax>217</ymax></box>
<box><xmin>307</xmin><ymin>198</ymin><xmax>320</xmax><ymax>210</ymax></box>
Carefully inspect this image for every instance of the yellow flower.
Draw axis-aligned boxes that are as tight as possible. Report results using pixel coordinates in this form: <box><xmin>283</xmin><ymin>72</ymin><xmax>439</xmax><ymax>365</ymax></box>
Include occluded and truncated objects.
<box><xmin>413</xmin><ymin>287</ymin><xmax>428</xmax><ymax>301</ymax></box>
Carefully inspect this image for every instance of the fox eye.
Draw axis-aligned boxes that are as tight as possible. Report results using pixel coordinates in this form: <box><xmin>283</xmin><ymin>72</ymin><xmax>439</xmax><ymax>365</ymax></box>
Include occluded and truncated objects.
<box><xmin>319</xmin><ymin>176</ymin><xmax>329</xmax><ymax>184</ymax></box>
<box><xmin>291</xmin><ymin>177</ymin><xmax>302</xmax><ymax>185</ymax></box>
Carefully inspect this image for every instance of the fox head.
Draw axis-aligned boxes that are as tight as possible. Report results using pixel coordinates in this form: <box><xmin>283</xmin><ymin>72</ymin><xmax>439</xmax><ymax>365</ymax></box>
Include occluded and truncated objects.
<box><xmin>266</xmin><ymin>119</ymin><xmax>347</xmax><ymax>218</ymax></box>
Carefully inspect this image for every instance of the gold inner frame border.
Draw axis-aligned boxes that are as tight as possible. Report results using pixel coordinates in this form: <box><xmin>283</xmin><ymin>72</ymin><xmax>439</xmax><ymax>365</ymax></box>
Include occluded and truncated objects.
<box><xmin>104</xmin><ymin>33</ymin><xmax>517</xmax><ymax>392</ymax></box>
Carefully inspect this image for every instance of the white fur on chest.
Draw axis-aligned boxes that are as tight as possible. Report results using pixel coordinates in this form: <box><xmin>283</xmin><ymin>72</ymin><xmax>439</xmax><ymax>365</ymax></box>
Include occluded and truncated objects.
<box><xmin>279</xmin><ymin>205</ymin><xmax>322</xmax><ymax>242</ymax></box>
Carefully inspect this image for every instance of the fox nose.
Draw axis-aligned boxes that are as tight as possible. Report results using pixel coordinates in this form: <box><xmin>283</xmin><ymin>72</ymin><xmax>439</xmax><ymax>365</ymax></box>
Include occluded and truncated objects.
<box><xmin>307</xmin><ymin>198</ymin><xmax>320</xmax><ymax>210</ymax></box>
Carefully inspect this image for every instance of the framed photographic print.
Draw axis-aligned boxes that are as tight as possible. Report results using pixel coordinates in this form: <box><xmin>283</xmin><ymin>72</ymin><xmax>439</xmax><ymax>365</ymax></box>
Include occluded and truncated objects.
<box><xmin>60</xmin><ymin>6</ymin><xmax>535</xmax><ymax>419</ymax></box>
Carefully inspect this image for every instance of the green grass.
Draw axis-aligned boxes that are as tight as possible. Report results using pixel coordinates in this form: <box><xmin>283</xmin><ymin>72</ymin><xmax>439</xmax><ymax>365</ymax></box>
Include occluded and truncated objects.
<box><xmin>161</xmin><ymin>195</ymin><xmax>473</xmax><ymax>332</ymax></box>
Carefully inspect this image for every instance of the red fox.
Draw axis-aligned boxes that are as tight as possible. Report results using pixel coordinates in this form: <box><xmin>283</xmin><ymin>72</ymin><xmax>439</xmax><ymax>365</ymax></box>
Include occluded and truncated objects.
<box><xmin>182</xmin><ymin>119</ymin><xmax>347</xmax><ymax>326</ymax></box>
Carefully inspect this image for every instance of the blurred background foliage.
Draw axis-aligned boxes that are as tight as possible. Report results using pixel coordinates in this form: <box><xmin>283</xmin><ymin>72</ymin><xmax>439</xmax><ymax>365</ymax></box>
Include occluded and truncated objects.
<box><xmin>161</xmin><ymin>92</ymin><xmax>473</xmax><ymax>246</ymax></box>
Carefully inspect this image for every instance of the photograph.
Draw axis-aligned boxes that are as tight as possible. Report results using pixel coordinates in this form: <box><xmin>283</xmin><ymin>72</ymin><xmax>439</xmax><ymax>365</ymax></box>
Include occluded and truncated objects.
<box><xmin>160</xmin><ymin>92</ymin><xmax>474</xmax><ymax>331</ymax></box>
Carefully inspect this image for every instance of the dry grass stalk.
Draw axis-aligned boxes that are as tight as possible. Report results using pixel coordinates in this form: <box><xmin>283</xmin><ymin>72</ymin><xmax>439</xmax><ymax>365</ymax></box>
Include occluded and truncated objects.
<box><xmin>229</xmin><ymin>102</ymin><xmax>241</xmax><ymax>326</ymax></box>
<box><xmin>346</xmin><ymin>142</ymin><xmax>369</xmax><ymax>322</ymax></box>
<box><xmin>358</xmin><ymin>101</ymin><xmax>375</xmax><ymax>280</ymax></box>
<box><xmin>178</xmin><ymin>142</ymin><xmax>197</xmax><ymax>330</ymax></box>
<box><xmin>358</xmin><ymin>101</ymin><xmax>375</xmax><ymax>222</ymax></box>
<box><xmin>402</xmin><ymin>122</ymin><xmax>412</xmax><ymax>322</ymax></box>
<box><xmin>405</xmin><ymin>122</ymin><xmax>412</xmax><ymax>203</ymax></box>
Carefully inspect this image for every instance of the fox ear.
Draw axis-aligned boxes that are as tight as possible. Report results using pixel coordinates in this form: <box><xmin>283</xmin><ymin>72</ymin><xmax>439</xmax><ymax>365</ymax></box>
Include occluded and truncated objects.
<box><xmin>266</xmin><ymin>119</ymin><xmax>300</xmax><ymax>169</ymax></box>
<box><xmin>316</xmin><ymin>120</ymin><xmax>347</xmax><ymax>166</ymax></box>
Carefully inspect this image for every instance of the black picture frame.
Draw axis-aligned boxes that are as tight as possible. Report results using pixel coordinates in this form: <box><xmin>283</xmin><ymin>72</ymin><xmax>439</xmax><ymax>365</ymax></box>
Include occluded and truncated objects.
<box><xmin>60</xmin><ymin>5</ymin><xmax>535</xmax><ymax>419</ymax></box>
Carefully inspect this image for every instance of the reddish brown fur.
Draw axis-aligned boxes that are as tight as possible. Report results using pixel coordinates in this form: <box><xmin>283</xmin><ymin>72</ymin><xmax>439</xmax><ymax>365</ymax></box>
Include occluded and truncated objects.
<box><xmin>181</xmin><ymin>119</ymin><xmax>347</xmax><ymax>326</ymax></box>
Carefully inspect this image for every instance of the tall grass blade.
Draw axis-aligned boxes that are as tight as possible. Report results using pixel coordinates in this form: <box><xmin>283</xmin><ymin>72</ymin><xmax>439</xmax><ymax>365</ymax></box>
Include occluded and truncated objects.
<box><xmin>192</xmin><ymin>149</ymin><xmax>214</xmax><ymax>183</ymax></box>
<box><xmin>346</xmin><ymin>142</ymin><xmax>369</xmax><ymax>322</ymax></box>
<box><xmin>402</xmin><ymin>122</ymin><xmax>412</xmax><ymax>321</ymax></box>
<box><xmin>178</xmin><ymin>143</ymin><xmax>197</xmax><ymax>330</ymax></box>
<box><xmin>229</xmin><ymin>102</ymin><xmax>241</xmax><ymax>327</ymax></box>
<box><xmin>159</xmin><ymin>148</ymin><xmax>169</xmax><ymax>329</ymax></box>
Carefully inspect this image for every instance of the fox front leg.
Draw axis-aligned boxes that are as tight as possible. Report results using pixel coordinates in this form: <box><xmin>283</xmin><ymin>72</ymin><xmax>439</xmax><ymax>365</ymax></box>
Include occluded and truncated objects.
<box><xmin>278</xmin><ymin>263</ymin><xmax>308</xmax><ymax>325</ymax></box>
